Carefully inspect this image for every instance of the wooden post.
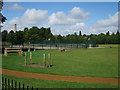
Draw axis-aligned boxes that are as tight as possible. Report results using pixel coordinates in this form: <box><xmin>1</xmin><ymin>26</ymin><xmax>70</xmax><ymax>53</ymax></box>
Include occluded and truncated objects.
<box><xmin>48</xmin><ymin>54</ymin><xmax>50</xmax><ymax>67</ymax></box>
<box><xmin>43</xmin><ymin>54</ymin><xmax>46</xmax><ymax>67</ymax></box>
<box><xmin>4</xmin><ymin>49</ymin><xmax>7</xmax><ymax>56</ymax></box>
<box><xmin>30</xmin><ymin>52</ymin><xmax>32</xmax><ymax>64</ymax></box>
<box><xmin>25</xmin><ymin>53</ymin><xmax>27</xmax><ymax>65</ymax></box>
<box><xmin>28</xmin><ymin>48</ymin><xmax>30</xmax><ymax>52</ymax></box>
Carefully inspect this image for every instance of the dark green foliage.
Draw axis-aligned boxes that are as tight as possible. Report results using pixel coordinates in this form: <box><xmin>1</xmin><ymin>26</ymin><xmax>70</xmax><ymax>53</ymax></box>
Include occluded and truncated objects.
<box><xmin>6</xmin><ymin>31</ymin><xmax>16</xmax><ymax>46</ymax></box>
<box><xmin>79</xmin><ymin>31</ymin><xmax>82</xmax><ymax>36</ymax></box>
<box><xmin>2</xmin><ymin>26</ymin><xmax>120</xmax><ymax>45</ymax></box>
<box><xmin>15</xmin><ymin>31</ymin><xmax>24</xmax><ymax>45</ymax></box>
<box><xmin>2</xmin><ymin>30</ymin><xmax>8</xmax><ymax>41</ymax></box>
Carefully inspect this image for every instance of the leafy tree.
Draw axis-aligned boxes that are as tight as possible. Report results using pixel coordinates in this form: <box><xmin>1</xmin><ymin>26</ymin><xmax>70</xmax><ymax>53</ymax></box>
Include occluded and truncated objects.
<box><xmin>106</xmin><ymin>31</ymin><xmax>110</xmax><ymax>44</ymax></box>
<box><xmin>7</xmin><ymin>31</ymin><xmax>16</xmax><ymax>46</ymax></box>
<box><xmin>24</xmin><ymin>27</ymin><xmax>29</xmax><ymax>32</ymax></box>
<box><xmin>57</xmin><ymin>35</ymin><xmax>63</xmax><ymax>43</ymax></box>
<box><xmin>109</xmin><ymin>33</ymin><xmax>116</xmax><ymax>44</ymax></box>
<box><xmin>106</xmin><ymin>31</ymin><xmax>110</xmax><ymax>36</ymax></box>
<box><xmin>9</xmin><ymin>30</ymin><xmax>14</xmax><ymax>34</ymax></box>
<box><xmin>79</xmin><ymin>31</ymin><xmax>82</xmax><ymax>36</ymax></box>
<box><xmin>15</xmin><ymin>31</ymin><xmax>24</xmax><ymax>45</ymax></box>
<box><xmin>44</xmin><ymin>27</ymin><xmax>51</xmax><ymax>40</ymax></box>
<box><xmin>83</xmin><ymin>34</ymin><xmax>87</xmax><ymax>37</ymax></box>
<box><xmin>116</xmin><ymin>30</ymin><xmax>120</xmax><ymax>36</ymax></box>
<box><xmin>97</xmin><ymin>33</ymin><xmax>106</xmax><ymax>44</ymax></box>
<box><xmin>2</xmin><ymin>30</ymin><xmax>8</xmax><ymax>41</ymax></box>
<box><xmin>90</xmin><ymin>34</ymin><xmax>98</xmax><ymax>44</ymax></box>
<box><xmin>115</xmin><ymin>30</ymin><xmax>120</xmax><ymax>44</ymax></box>
<box><xmin>3</xmin><ymin>25</ymin><xmax>120</xmax><ymax>45</ymax></box>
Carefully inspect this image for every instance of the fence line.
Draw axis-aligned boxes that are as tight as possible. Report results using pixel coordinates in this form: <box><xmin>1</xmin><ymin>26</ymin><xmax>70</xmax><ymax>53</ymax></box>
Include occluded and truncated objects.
<box><xmin>1</xmin><ymin>76</ymin><xmax>38</xmax><ymax>89</ymax></box>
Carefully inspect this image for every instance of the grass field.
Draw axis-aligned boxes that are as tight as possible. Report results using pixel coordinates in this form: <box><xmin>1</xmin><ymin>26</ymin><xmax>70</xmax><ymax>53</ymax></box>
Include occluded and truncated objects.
<box><xmin>99</xmin><ymin>44</ymin><xmax>119</xmax><ymax>47</ymax></box>
<box><xmin>2</xmin><ymin>44</ymin><xmax>119</xmax><ymax>88</ymax></box>
<box><xmin>2</xmin><ymin>75</ymin><xmax>118</xmax><ymax>88</ymax></box>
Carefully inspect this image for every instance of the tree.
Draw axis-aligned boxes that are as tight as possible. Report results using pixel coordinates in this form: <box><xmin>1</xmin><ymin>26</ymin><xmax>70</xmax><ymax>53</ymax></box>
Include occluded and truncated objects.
<box><xmin>106</xmin><ymin>31</ymin><xmax>110</xmax><ymax>44</ymax></box>
<box><xmin>28</xmin><ymin>27</ymin><xmax>40</xmax><ymax>44</ymax></box>
<box><xmin>74</xmin><ymin>32</ymin><xmax>77</xmax><ymax>37</ymax></box>
<box><xmin>116</xmin><ymin>30</ymin><xmax>120</xmax><ymax>36</ymax></box>
<box><xmin>90</xmin><ymin>34</ymin><xmax>98</xmax><ymax>44</ymax></box>
<box><xmin>115</xmin><ymin>30</ymin><xmax>120</xmax><ymax>44</ymax></box>
<box><xmin>15</xmin><ymin>31</ymin><xmax>24</xmax><ymax>45</ymax></box>
<box><xmin>24</xmin><ymin>27</ymin><xmax>29</xmax><ymax>32</ymax></box>
<box><xmin>106</xmin><ymin>31</ymin><xmax>110</xmax><ymax>36</ymax></box>
<box><xmin>79</xmin><ymin>31</ymin><xmax>82</xmax><ymax>36</ymax></box>
<box><xmin>9</xmin><ymin>30</ymin><xmax>14</xmax><ymax>34</ymax></box>
<box><xmin>7</xmin><ymin>31</ymin><xmax>16</xmax><ymax>47</ymax></box>
<box><xmin>109</xmin><ymin>32</ymin><xmax>116</xmax><ymax>44</ymax></box>
<box><xmin>97</xmin><ymin>33</ymin><xmax>106</xmax><ymax>44</ymax></box>
<box><xmin>83</xmin><ymin>34</ymin><xmax>87</xmax><ymax>37</ymax></box>
<box><xmin>57</xmin><ymin>35</ymin><xmax>63</xmax><ymax>41</ymax></box>
<box><xmin>47</xmin><ymin>27</ymin><xmax>52</xmax><ymax>39</ymax></box>
<box><xmin>2</xmin><ymin>30</ymin><xmax>8</xmax><ymax>42</ymax></box>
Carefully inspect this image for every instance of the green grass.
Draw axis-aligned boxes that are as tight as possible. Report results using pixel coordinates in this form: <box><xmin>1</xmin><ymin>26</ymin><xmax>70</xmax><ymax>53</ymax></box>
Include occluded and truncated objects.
<box><xmin>99</xmin><ymin>44</ymin><xmax>119</xmax><ymax>47</ymax></box>
<box><xmin>2</xmin><ymin>75</ymin><xmax>118</xmax><ymax>88</ymax></box>
<box><xmin>2</xmin><ymin>46</ymin><xmax>118</xmax><ymax>78</ymax></box>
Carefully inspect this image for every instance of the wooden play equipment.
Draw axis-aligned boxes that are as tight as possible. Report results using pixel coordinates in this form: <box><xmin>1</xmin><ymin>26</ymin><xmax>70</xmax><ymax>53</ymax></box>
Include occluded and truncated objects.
<box><xmin>24</xmin><ymin>52</ymin><xmax>51</xmax><ymax>68</ymax></box>
<box><xmin>4</xmin><ymin>48</ymin><xmax>22</xmax><ymax>56</ymax></box>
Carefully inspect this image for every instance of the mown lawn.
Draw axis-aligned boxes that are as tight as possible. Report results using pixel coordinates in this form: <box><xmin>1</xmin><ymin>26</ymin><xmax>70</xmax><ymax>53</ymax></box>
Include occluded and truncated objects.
<box><xmin>2</xmin><ymin>45</ymin><xmax>118</xmax><ymax>78</ymax></box>
<box><xmin>99</xmin><ymin>44</ymin><xmax>119</xmax><ymax>47</ymax></box>
<box><xmin>2</xmin><ymin>75</ymin><xmax>118</xmax><ymax>88</ymax></box>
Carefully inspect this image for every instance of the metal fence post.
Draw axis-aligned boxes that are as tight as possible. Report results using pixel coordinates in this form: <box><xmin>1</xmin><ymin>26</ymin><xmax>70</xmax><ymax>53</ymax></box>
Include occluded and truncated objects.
<box><xmin>8</xmin><ymin>79</ymin><xmax>10</xmax><ymax>89</ymax></box>
<box><xmin>19</xmin><ymin>82</ymin><xmax>20</xmax><ymax>90</ymax></box>
<box><xmin>5</xmin><ymin>77</ymin><xmax>7</xmax><ymax>89</ymax></box>
<box><xmin>2</xmin><ymin>77</ymin><xmax>4</xmax><ymax>89</ymax></box>
<box><xmin>32</xmin><ymin>86</ymin><xmax>33</xmax><ymax>90</ymax></box>
<box><xmin>27</xmin><ymin>85</ymin><xmax>29</xmax><ymax>90</ymax></box>
<box><xmin>15</xmin><ymin>81</ymin><xmax>17</xmax><ymax>89</ymax></box>
<box><xmin>11</xmin><ymin>80</ymin><xmax>13</xmax><ymax>89</ymax></box>
<box><xmin>23</xmin><ymin>84</ymin><xmax>24</xmax><ymax>90</ymax></box>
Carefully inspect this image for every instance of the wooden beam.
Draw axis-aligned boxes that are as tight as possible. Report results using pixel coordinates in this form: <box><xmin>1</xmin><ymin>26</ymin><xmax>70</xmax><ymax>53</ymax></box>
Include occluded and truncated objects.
<box><xmin>25</xmin><ymin>53</ymin><xmax>27</xmax><ymax>65</ymax></box>
<box><xmin>43</xmin><ymin>54</ymin><xmax>46</xmax><ymax>67</ymax></box>
<box><xmin>30</xmin><ymin>52</ymin><xmax>32</xmax><ymax>64</ymax></box>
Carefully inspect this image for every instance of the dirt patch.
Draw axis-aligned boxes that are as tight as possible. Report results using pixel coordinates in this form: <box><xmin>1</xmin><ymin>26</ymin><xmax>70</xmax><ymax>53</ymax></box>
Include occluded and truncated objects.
<box><xmin>0</xmin><ymin>68</ymin><xmax>119</xmax><ymax>84</ymax></box>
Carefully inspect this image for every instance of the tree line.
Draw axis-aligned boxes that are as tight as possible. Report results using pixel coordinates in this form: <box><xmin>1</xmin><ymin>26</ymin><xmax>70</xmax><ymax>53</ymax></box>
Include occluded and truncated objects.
<box><xmin>2</xmin><ymin>26</ymin><xmax>120</xmax><ymax>46</ymax></box>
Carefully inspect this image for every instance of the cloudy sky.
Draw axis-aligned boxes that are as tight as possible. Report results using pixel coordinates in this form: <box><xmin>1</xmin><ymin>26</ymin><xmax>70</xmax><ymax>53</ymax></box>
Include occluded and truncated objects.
<box><xmin>2</xmin><ymin>2</ymin><xmax>118</xmax><ymax>35</ymax></box>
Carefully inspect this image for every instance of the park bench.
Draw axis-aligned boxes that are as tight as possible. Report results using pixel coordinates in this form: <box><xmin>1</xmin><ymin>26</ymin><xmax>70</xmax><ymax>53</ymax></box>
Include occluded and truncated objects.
<box><xmin>4</xmin><ymin>48</ymin><xmax>22</xmax><ymax>56</ymax></box>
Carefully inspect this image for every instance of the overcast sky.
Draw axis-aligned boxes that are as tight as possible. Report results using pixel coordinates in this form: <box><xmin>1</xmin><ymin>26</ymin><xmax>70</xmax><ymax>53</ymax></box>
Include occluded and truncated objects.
<box><xmin>2</xmin><ymin>2</ymin><xmax>118</xmax><ymax>35</ymax></box>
